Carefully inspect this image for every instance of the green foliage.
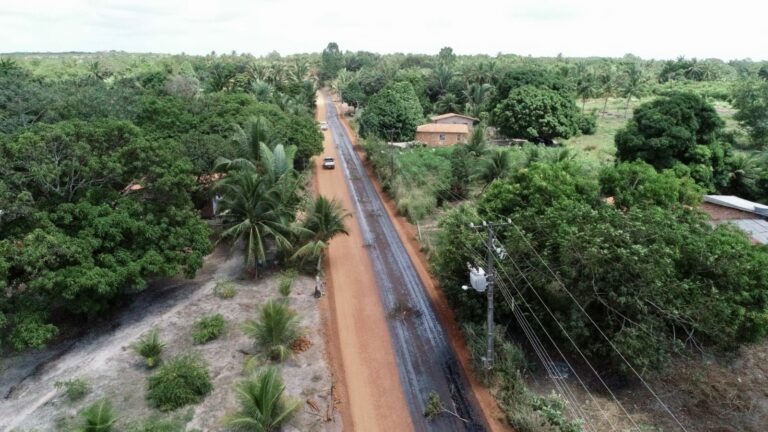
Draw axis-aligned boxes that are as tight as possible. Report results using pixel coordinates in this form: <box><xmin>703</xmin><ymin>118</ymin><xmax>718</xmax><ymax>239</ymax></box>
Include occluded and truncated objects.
<box><xmin>127</xmin><ymin>413</ymin><xmax>190</xmax><ymax>432</ymax></box>
<box><xmin>55</xmin><ymin>378</ymin><xmax>90</xmax><ymax>402</ymax></box>
<box><xmin>191</xmin><ymin>314</ymin><xmax>226</xmax><ymax>344</ymax></box>
<box><xmin>319</xmin><ymin>42</ymin><xmax>344</xmax><ymax>84</ymax></box>
<box><xmin>225</xmin><ymin>367</ymin><xmax>300</xmax><ymax>432</ymax></box>
<box><xmin>599</xmin><ymin>161</ymin><xmax>704</xmax><ymax>209</ymax></box>
<box><xmin>359</xmin><ymin>81</ymin><xmax>425</xmax><ymax>141</ymax></box>
<box><xmin>493</xmin><ymin>86</ymin><xmax>581</xmax><ymax>140</ymax></box>
<box><xmin>423</xmin><ymin>391</ymin><xmax>443</xmax><ymax>420</ymax></box>
<box><xmin>292</xmin><ymin>196</ymin><xmax>350</xmax><ymax>268</ymax></box>
<box><xmin>146</xmin><ymin>354</ymin><xmax>213</xmax><ymax>411</ymax></box>
<box><xmin>133</xmin><ymin>328</ymin><xmax>166</xmax><ymax>368</ymax></box>
<box><xmin>214</xmin><ymin>281</ymin><xmax>237</xmax><ymax>299</ymax></box>
<box><xmin>615</xmin><ymin>92</ymin><xmax>729</xmax><ymax>188</ymax></box>
<box><xmin>78</xmin><ymin>399</ymin><xmax>118</xmax><ymax>432</ymax></box>
<box><xmin>277</xmin><ymin>270</ymin><xmax>297</xmax><ymax>297</ymax></box>
<box><xmin>243</xmin><ymin>299</ymin><xmax>300</xmax><ymax>362</ymax></box>
<box><xmin>434</xmin><ymin>160</ymin><xmax>768</xmax><ymax>377</ymax></box>
<box><xmin>732</xmin><ymin>80</ymin><xmax>768</xmax><ymax>149</ymax></box>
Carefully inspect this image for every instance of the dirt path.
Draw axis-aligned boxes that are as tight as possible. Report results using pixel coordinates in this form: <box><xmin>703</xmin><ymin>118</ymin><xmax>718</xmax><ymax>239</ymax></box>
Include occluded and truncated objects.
<box><xmin>314</xmin><ymin>93</ymin><xmax>414</xmax><ymax>432</ymax></box>
<box><xmin>331</xmin><ymin>100</ymin><xmax>511</xmax><ymax>432</ymax></box>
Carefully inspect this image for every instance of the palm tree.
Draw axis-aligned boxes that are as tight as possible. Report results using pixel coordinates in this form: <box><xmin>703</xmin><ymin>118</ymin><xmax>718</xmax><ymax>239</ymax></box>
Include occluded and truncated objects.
<box><xmin>576</xmin><ymin>65</ymin><xmax>598</xmax><ymax>113</ymax></box>
<box><xmin>251</xmin><ymin>80</ymin><xmax>274</xmax><ymax>103</ymax></box>
<box><xmin>226</xmin><ymin>368</ymin><xmax>300</xmax><ymax>432</ymax></box>
<box><xmin>463</xmin><ymin>83</ymin><xmax>493</xmax><ymax>118</ymax></box>
<box><xmin>290</xmin><ymin>59</ymin><xmax>310</xmax><ymax>83</ymax></box>
<box><xmin>598</xmin><ymin>66</ymin><xmax>617</xmax><ymax>115</ymax></box>
<box><xmin>620</xmin><ymin>62</ymin><xmax>645</xmax><ymax>117</ymax></box>
<box><xmin>292</xmin><ymin>196</ymin><xmax>350</xmax><ymax>271</ymax></box>
<box><xmin>78</xmin><ymin>399</ymin><xmax>118</xmax><ymax>432</ymax></box>
<box><xmin>216</xmin><ymin>172</ymin><xmax>295</xmax><ymax>276</ymax></box>
<box><xmin>132</xmin><ymin>328</ymin><xmax>165</xmax><ymax>368</ymax></box>
<box><xmin>243</xmin><ymin>300</ymin><xmax>300</xmax><ymax>361</ymax></box>
<box><xmin>434</xmin><ymin>93</ymin><xmax>462</xmax><ymax>114</ymax></box>
<box><xmin>464</xmin><ymin>124</ymin><xmax>488</xmax><ymax>158</ymax></box>
<box><xmin>475</xmin><ymin>149</ymin><xmax>512</xmax><ymax>193</ymax></box>
<box><xmin>215</xmin><ymin>116</ymin><xmax>279</xmax><ymax>173</ymax></box>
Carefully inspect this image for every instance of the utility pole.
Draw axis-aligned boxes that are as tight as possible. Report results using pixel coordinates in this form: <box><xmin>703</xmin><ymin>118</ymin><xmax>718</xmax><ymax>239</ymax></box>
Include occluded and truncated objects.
<box><xmin>468</xmin><ymin>219</ymin><xmax>512</xmax><ymax>373</ymax></box>
<box><xmin>384</xmin><ymin>128</ymin><xmax>399</xmax><ymax>183</ymax></box>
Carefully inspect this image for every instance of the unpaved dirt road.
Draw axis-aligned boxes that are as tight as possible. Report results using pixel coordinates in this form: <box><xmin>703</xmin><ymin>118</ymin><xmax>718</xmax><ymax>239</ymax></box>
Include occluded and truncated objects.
<box><xmin>315</xmin><ymin>94</ymin><xmax>414</xmax><ymax>432</ymax></box>
<box><xmin>318</xmin><ymin>91</ymin><xmax>489</xmax><ymax>431</ymax></box>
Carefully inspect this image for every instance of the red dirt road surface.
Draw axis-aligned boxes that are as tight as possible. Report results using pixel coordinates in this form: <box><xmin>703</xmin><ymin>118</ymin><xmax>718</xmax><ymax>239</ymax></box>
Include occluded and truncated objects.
<box><xmin>315</xmin><ymin>93</ymin><xmax>414</xmax><ymax>432</ymax></box>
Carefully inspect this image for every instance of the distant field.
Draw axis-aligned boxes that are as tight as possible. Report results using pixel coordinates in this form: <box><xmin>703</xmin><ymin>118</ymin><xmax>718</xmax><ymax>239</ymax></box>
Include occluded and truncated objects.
<box><xmin>564</xmin><ymin>96</ymin><xmax>744</xmax><ymax>163</ymax></box>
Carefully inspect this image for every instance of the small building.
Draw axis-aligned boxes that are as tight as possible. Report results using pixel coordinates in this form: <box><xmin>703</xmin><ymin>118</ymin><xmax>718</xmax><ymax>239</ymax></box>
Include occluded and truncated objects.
<box><xmin>430</xmin><ymin>113</ymin><xmax>479</xmax><ymax>129</ymax></box>
<box><xmin>700</xmin><ymin>195</ymin><xmax>768</xmax><ymax>244</ymax></box>
<box><xmin>415</xmin><ymin>123</ymin><xmax>470</xmax><ymax>147</ymax></box>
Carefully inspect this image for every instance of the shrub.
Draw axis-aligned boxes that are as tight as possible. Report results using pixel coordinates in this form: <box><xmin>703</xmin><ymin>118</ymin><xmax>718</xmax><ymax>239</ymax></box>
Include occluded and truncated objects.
<box><xmin>55</xmin><ymin>378</ymin><xmax>90</xmax><ymax>402</ymax></box>
<box><xmin>146</xmin><ymin>354</ymin><xmax>213</xmax><ymax>411</ymax></box>
<box><xmin>78</xmin><ymin>399</ymin><xmax>118</xmax><ymax>432</ymax></box>
<box><xmin>127</xmin><ymin>411</ymin><xmax>193</xmax><ymax>432</ymax></box>
<box><xmin>277</xmin><ymin>270</ymin><xmax>297</xmax><ymax>298</ymax></box>
<box><xmin>577</xmin><ymin>112</ymin><xmax>597</xmax><ymax>135</ymax></box>
<box><xmin>214</xmin><ymin>281</ymin><xmax>237</xmax><ymax>299</ymax></box>
<box><xmin>225</xmin><ymin>367</ymin><xmax>300</xmax><ymax>431</ymax></box>
<box><xmin>243</xmin><ymin>299</ymin><xmax>300</xmax><ymax>362</ymax></box>
<box><xmin>132</xmin><ymin>328</ymin><xmax>165</xmax><ymax>368</ymax></box>
<box><xmin>191</xmin><ymin>314</ymin><xmax>226</xmax><ymax>344</ymax></box>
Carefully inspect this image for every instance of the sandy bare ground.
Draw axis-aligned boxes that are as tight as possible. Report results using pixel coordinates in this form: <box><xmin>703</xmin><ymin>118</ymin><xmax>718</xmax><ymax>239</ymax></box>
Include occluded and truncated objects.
<box><xmin>314</xmin><ymin>92</ymin><xmax>414</xmax><ymax>432</ymax></box>
<box><xmin>0</xmin><ymin>247</ymin><xmax>338</xmax><ymax>431</ymax></box>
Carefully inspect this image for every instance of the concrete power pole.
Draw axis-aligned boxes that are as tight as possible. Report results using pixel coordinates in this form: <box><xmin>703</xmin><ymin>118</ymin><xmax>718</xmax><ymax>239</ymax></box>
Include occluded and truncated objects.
<box><xmin>469</xmin><ymin>219</ymin><xmax>511</xmax><ymax>373</ymax></box>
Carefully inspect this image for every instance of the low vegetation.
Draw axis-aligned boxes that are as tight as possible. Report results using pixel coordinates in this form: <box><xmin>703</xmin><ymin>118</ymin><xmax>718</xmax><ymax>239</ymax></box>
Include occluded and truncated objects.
<box><xmin>77</xmin><ymin>399</ymin><xmax>118</xmax><ymax>432</ymax></box>
<box><xmin>243</xmin><ymin>299</ymin><xmax>301</xmax><ymax>362</ymax></box>
<box><xmin>146</xmin><ymin>354</ymin><xmax>213</xmax><ymax>412</ymax></box>
<box><xmin>55</xmin><ymin>378</ymin><xmax>90</xmax><ymax>402</ymax></box>
<box><xmin>132</xmin><ymin>329</ymin><xmax>166</xmax><ymax>368</ymax></box>
<box><xmin>214</xmin><ymin>281</ymin><xmax>238</xmax><ymax>299</ymax></box>
<box><xmin>277</xmin><ymin>270</ymin><xmax>297</xmax><ymax>298</ymax></box>
<box><xmin>191</xmin><ymin>314</ymin><xmax>226</xmax><ymax>344</ymax></box>
<box><xmin>225</xmin><ymin>367</ymin><xmax>300</xmax><ymax>431</ymax></box>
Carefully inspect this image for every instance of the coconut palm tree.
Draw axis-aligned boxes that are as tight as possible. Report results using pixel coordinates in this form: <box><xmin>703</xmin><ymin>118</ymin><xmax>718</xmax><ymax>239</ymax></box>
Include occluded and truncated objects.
<box><xmin>292</xmin><ymin>196</ymin><xmax>350</xmax><ymax>271</ymax></box>
<box><xmin>243</xmin><ymin>300</ymin><xmax>300</xmax><ymax>361</ymax></box>
<box><xmin>619</xmin><ymin>62</ymin><xmax>646</xmax><ymax>117</ymax></box>
<box><xmin>216</xmin><ymin>172</ymin><xmax>295</xmax><ymax>276</ymax></box>
<box><xmin>475</xmin><ymin>149</ymin><xmax>512</xmax><ymax>193</ymax></box>
<box><xmin>215</xmin><ymin>116</ymin><xmax>279</xmax><ymax>173</ymax></box>
<box><xmin>434</xmin><ymin>93</ymin><xmax>462</xmax><ymax>114</ymax></box>
<box><xmin>78</xmin><ymin>399</ymin><xmax>118</xmax><ymax>432</ymax></box>
<box><xmin>464</xmin><ymin>124</ymin><xmax>488</xmax><ymax>158</ymax></box>
<box><xmin>463</xmin><ymin>83</ymin><xmax>494</xmax><ymax>118</ymax></box>
<box><xmin>226</xmin><ymin>367</ymin><xmax>300</xmax><ymax>432</ymax></box>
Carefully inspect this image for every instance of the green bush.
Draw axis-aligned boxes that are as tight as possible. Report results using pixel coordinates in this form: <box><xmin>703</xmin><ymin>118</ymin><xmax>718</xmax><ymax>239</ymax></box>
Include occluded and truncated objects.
<box><xmin>146</xmin><ymin>354</ymin><xmax>213</xmax><ymax>411</ymax></box>
<box><xmin>55</xmin><ymin>378</ymin><xmax>90</xmax><ymax>402</ymax></box>
<box><xmin>243</xmin><ymin>299</ymin><xmax>300</xmax><ymax>362</ymax></box>
<box><xmin>577</xmin><ymin>112</ymin><xmax>597</xmax><ymax>135</ymax></box>
<box><xmin>132</xmin><ymin>328</ymin><xmax>166</xmax><ymax>368</ymax></box>
<box><xmin>78</xmin><ymin>399</ymin><xmax>118</xmax><ymax>432</ymax></box>
<box><xmin>191</xmin><ymin>314</ymin><xmax>226</xmax><ymax>344</ymax></box>
<box><xmin>214</xmin><ymin>281</ymin><xmax>237</xmax><ymax>299</ymax></box>
<box><xmin>127</xmin><ymin>411</ymin><xmax>193</xmax><ymax>432</ymax></box>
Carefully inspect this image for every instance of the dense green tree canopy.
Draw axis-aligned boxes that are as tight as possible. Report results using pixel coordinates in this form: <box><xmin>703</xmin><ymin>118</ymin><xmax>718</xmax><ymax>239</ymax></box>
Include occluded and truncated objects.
<box><xmin>615</xmin><ymin>92</ymin><xmax>729</xmax><ymax>188</ymax></box>
<box><xmin>433</xmin><ymin>161</ymin><xmax>768</xmax><ymax>376</ymax></box>
<box><xmin>732</xmin><ymin>80</ymin><xmax>768</xmax><ymax>149</ymax></box>
<box><xmin>492</xmin><ymin>85</ymin><xmax>582</xmax><ymax>140</ymax></box>
<box><xmin>319</xmin><ymin>42</ymin><xmax>344</xmax><ymax>84</ymax></box>
<box><xmin>0</xmin><ymin>119</ymin><xmax>212</xmax><ymax>351</ymax></box>
<box><xmin>359</xmin><ymin>81</ymin><xmax>424</xmax><ymax>141</ymax></box>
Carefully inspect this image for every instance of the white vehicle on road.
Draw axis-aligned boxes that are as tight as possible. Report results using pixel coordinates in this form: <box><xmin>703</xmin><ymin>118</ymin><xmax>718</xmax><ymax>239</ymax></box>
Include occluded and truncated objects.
<box><xmin>322</xmin><ymin>157</ymin><xmax>335</xmax><ymax>169</ymax></box>
<box><xmin>319</xmin><ymin>122</ymin><xmax>328</xmax><ymax>131</ymax></box>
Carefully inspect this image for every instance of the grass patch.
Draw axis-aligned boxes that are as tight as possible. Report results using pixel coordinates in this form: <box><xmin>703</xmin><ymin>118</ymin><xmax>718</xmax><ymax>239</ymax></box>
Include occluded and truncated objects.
<box><xmin>54</xmin><ymin>377</ymin><xmax>90</xmax><ymax>402</ymax></box>
<box><xmin>126</xmin><ymin>410</ymin><xmax>193</xmax><ymax>432</ymax></box>
<box><xmin>132</xmin><ymin>328</ymin><xmax>165</xmax><ymax>368</ymax></box>
<box><xmin>278</xmin><ymin>270</ymin><xmax>297</xmax><ymax>298</ymax></box>
<box><xmin>191</xmin><ymin>314</ymin><xmax>226</xmax><ymax>344</ymax></box>
<box><xmin>146</xmin><ymin>354</ymin><xmax>212</xmax><ymax>412</ymax></box>
<box><xmin>214</xmin><ymin>280</ymin><xmax>237</xmax><ymax>299</ymax></box>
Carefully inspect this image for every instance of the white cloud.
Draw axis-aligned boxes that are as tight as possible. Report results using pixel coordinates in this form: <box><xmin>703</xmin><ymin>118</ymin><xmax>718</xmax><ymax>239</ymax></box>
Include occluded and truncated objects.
<box><xmin>0</xmin><ymin>0</ymin><xmax>765</xmax><ymax>60</ymax></box>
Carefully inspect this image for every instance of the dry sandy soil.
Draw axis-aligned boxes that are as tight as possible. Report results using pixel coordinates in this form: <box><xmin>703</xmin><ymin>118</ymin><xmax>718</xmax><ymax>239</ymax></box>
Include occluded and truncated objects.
<box><xmin>0</xmin><ymin>247</ymin><xmax>340</xmax><ymax>431</ymax></box>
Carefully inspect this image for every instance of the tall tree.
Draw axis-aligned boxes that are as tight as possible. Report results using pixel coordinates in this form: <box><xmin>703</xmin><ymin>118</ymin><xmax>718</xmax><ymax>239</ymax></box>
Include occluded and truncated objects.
<box><xmin>319</xmin><ymin>42</ymin><xmax>344</xmax><ymax>84</ymax></box>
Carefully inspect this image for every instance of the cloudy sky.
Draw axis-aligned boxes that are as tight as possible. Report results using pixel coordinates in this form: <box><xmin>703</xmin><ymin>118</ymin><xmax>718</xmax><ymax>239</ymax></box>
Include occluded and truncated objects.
<box><xmin>2</xmin><ymin>0</ymin><xmax>766</xmax><ymax>60</ymax></box>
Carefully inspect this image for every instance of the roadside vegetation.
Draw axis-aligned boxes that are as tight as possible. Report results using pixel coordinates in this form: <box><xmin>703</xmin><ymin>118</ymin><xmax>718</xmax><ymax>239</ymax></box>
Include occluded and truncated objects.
<box><xmin>325</xmin><ymin>43</ymin><xmax>768</xmax><ymax>430</ymax></box>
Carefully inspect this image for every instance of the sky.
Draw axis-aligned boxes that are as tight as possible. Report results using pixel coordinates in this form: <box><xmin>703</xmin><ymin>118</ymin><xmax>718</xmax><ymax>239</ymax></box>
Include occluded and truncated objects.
<box><xmin>2</xmin><ymin>0</ymin><xmax>767</xmax><ymax>60</ymax></box>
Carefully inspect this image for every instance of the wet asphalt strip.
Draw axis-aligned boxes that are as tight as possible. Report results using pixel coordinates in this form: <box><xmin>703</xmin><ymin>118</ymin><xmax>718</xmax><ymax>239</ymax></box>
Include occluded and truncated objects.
<box><xmin>324</xmin><ymin>94</ymin><xmax>488</xmax><ymax>432</ymax></box>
